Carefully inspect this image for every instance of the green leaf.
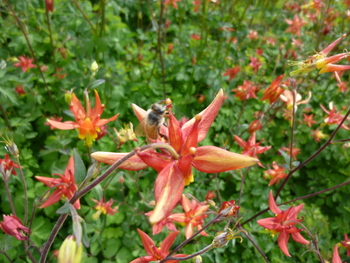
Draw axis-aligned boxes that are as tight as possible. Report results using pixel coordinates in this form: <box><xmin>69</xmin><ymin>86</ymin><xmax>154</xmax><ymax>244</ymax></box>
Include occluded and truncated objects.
<box><xmin>74</xmin><ymin>149</ymin><xmax>86</xmax><ymax>185</ymax></box>
<box><xmin>90</xmin><ymin>79</ymin><xmax>105</xmax><ymax>89</ymax></box>
<box><xmin>56</xmin><ymin>201</ymin><xmax>70</xmax><ymax>214</ymax></box>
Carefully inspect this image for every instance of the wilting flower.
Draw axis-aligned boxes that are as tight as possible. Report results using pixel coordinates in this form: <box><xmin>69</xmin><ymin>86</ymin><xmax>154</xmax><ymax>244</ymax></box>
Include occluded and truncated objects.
<box><xmin>222</xmin><ymin>66</ymin><xmax>240</xmax><ymax>82</ymax></box>
<box><xmin>303</xmin><ymin>113</ymin><xmax>317</xmax><ymax>127</ymax></box>
<box><xmin>47</xmin><ymin>90</ymin><xmax>119</xmax><ymax>147</ymax></box>
<box><xmin>261</xmin><ymin>75</ymin><xmax>286</xmax><ymax>104</ymax></box>
<box><xmin>320</xmin><ymin>102</ymin><xmax>350</xmax><ymax>130</ymax></box>
<box><xmin>92</xmin><ymin>89</ymin><xmax>258</xmax><ymax>224</ymax></box>
<box><xmin>257</xmin><ymin>191</ymin><xmax>309</xmax><ymax>257</ymax></box>
<box><xmin>249</xmin><ymin>57</ymin><xmax>262</xmax><ymax>74</ymax></box>
<box><xmin>35</xmin><ymin>156</ymin><xmax>80</xmax><ymax>209</ymax></box>
<box><xmin>91</xmin><ymin>198</ymin><xmax>118</xmax><ymax>220</ymax></box>
<box><xmin>13</xmin><ymin>56</ymin><xmax>36</xmax><ymax>73</ymax></box>
<box><xmin>0</xmin><ymin>215</ymin><xmax>30</xmax><ymax>241</ymax></box>
<box><xmin>58</xmin><ymin>235</ymin><xmax>83</xmax><ymax>263</ymax></box>
<box><xmin>233</xmin><ymin>133</ymin><xmax>271</xmax><ymax>167</ymax></box>
<box><xmin>341</xmin><ymin>233</ymin><xmax>350</xmax><ymax>256</ymax></box>
<box><xmin>114</xmin><ymin>123</ymin><xmax>138</xmax><ymax>146</ymax></box>
<box><xmin>264</xmin><ymin>162</ymin><xmax>287</xmax><ymax>186</ymax></box>
<box><xmin>285</xmin><ymin>15</ymin><xmax>307</xmax><ymax>36</ymax></box>
<box><xmin>289</xmin><ymin>34</ymin><xmax>350</xmax><ymax>76</ymax></box>
<box><xmin>130</xmin><ymin>229</ymin><xmax>186</xmax><ymax>263</ymax></box>
<box><xmin>0</xmin><ymin>154</ymin><xmax>20</xmax><ymax>178</ymax></box>
<box><xmin>232</xmin><ymin>80</ymin><xmax>259</xmax><ymax>101</ymax></box>
<box><xmin>168</xmin><ymin>195</ymin><xmax>209</xmax><ymax>239</ymax></box>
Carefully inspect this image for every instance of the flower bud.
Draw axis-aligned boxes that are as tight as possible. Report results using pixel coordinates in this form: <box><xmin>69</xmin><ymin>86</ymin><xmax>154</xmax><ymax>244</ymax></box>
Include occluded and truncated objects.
<box><xmin>58</xmin><ymin>235</ymin><xmax>83</xmax><ymax>263</ymax></box>
<box><xmin>91</xmin><ymin>61</ymin><xmax>99</xmax><ymax>73</ymax></box>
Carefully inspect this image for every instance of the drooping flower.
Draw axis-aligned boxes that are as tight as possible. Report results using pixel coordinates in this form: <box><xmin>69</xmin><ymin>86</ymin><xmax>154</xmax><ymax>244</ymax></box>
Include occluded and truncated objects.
<box><xmin>130</xmin><ymin>229</ymin><xmax>187</xmax><ymax>263</ymax></box>
<box><xmin>222</xmin><ymin>66</ymin><xmax>240</xmax><ymax>82</ymax></box>
<box><xmin>285</xmin><ymin>14</ymin><xmax>307</xmax><ymax>36</ymax></box>
<box><xmin>0</xmin><ymin>215</ymin><xmax>30</xmax><ymax>241</ymax></box>
<box><xmin>232</xmin><ymin>80</ymin><xmax>259</xmax><ymax>101</ymax></box>
<box><xmin>91</xmin><ymin>198</ymin><xmax>118</xmax><ymax>220</ymax></box>
<box><xmin>45</xmin><ymin>0</ymin><xmax>54</xmax><ymax>12</ymax></box>
<box><xmin>58</xmin><ymin>235</ymin><xmax>83</xmax><ymax>263</ymax></box>
<box><xmin>233</xmin><ymin>133</ymin><xmax>271</xmax><ymax>167</ymax></box>
<box><xmin>289</xmin><ymin>34</ymin><xmax>350</xmax><ymax>76</ymax></box>
<box><xmin>164</xmin><ymin>0</ymin><xmax>182</xmax><ymax>9</ymax></box>
<box><xmin>47</xmin><ymin>90</ymin><xmax>119</xmax><ymax>147</ymax></box>
<box><xmin>13</xmin><ymin>56</ymin><xmax>36</xmax><ymax>73</ymax></box>
<box><xmin>0</xmin><ymin>154</ymin><xmax>20</xmax><ymax>178</ymax></box>
<box><xmin>332</xmin><ymin>244</ymin><xmax>343</xmax><ymax>263</ymax></box>
<box><xmin>217</xmin><ymin>199</ymin><xmax>240</xmax><ymax>217</ymax></box>
<box><xmin>263</xmin><ymin>161</ymin><xmax>288</xmax><ymax>186</ymax></box>
<box><xmin>168</xmin><ymin>194</ymin><xmax>209</xmax><ymax>239</ymax></box>
<box><xmin>92</xmin><ymin>89</ymin><xmax>258</xmax><ymax>224</ymax></box>
<box><xmin>35</xmin><ymin>156</ymin><xmax>80</xmax><ymax>209</ymax></box>
<box><xmin>257</xmin><ymin>191</ymin><xmax>309</xmax><ymax>257</ymax></box>
<box><xmin>261</xmin><ymin>75</ymin><xmax>286</xmax><ymax>104</ymax></box>
<box><xmin>280</xmin><ymin>90</ymin><xmax>312</xmax><ymax>112</ymax></box>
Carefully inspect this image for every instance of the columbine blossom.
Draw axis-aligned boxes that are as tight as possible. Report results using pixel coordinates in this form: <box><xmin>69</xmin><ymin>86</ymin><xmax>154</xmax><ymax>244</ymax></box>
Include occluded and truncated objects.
<box><xmin>289</xmin><ymin>34</ymin><xmax>350</xmax><ymax>76</ymax></box>
<box><xmin>257</xmin><ymin>191</ymin><xmax>309</xmax><ymax>257</ymax></box>
<box><xmin>92</xmin><ymin>89</ymin><xmax>258</xmax><ymax>224</ymax></box>
<box><xmin>91</xmin><ymin>198</ymin><xmax>118</xmax><ymax>220</ymax></box>
<box><xmin>164</xmin><ymin>0</ymin><xmax>182</xmax><ymax>9</ymax></box>
<box><xmin>13</xmin><ymin>56</ymin><xmax>36</xmax><ymax>72</ymax></box>
<box><xmin>285</xmin><ymin>14</ymin><xmax>307</xmax><ymax>36</ymax></box>
<box><xmin>303</xmin><ymin>114</ymin><xmax>317</xmax><ymax>127</ymax></box>
<box><xmin>332</xmin><ymin>244</ymin><xmax>343</xmax><ymax>263</ymax></box>
<box><xmin>261</xmin><ymin>75</ymin><xmax>286</xmax><ymax>104</ymax></box>
<box><xmin>222</xmin><ymin>66</ymin><xmax>240</xmax><ymax>82</ymax></box>
<box><xmin>341</xmin><ymin>233</ymin><xmax>350</xmax><ymax>256</ymax></box>
<box><xmin>320</xmin><ymin>102</ymin><xmax>350</xmax><ymax>130</ymax></box>
<box><xmin>0</xmin><ymin>154</ymin><xmax>20</xmax><ymax>177</ymax></box>
<box><xmin>130</xmin><ymin>229</ymin><xmax>186</xmax><ymax>263</ymax></box>
<box><xmin>47</xmin><ymin>90</ymin><xmax>119</xmax><ymax>147</ymax></box>
<box><xmin>263</xmin><ymin>162</ymin><xmax>287</xmax><ymax>186</ymax></box>
<box><xmin>233</xmin><ymin>132</ymin><xmax>271</xmax><ymax>167</ymax></box>
<box><xmin>280</xmin><ymin>90</ymin><xmax>312</xmax><ymax>112</ymax></box>
<box><xmin>0</xmin><ymin>215</ymin><xmax>30</xmax><ymax>241</ymax></box>
<box><xmin>232</xmin><ymin>80</ymin><xmax>259</xmax><ymax>101</ymax></box>
<box><xmin>249</xmin><ymin>57</ymin><xmax>262</xmax><ymax>74</ymax></box>
<box><xmin>35</xmin><ymin>156</ymin><xmax>80</xmax><ymax>209</ymax></box>
<box><xmin>168</xmin><ymin>194</ymin><xmax>209</xmax><ymax>239</ymax></box>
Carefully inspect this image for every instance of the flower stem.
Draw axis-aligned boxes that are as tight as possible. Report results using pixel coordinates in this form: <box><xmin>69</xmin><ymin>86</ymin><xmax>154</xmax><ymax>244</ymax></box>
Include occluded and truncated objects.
<box><xmin>15</xmin><ymin>157</ymin><xmax>28</xmax><ymax>225</ymax></box>
<box><xmin>3</xmin><ymin>178</ymin><xmax>16</xmax><ymax>216</ymax></box>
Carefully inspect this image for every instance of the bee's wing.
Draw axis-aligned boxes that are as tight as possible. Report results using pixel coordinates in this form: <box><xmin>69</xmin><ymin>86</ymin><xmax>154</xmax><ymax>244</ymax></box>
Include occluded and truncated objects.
<box><xmin>145</xmin><ymin>122</ymin><xmax>160</xmax><ymax>140</ymax></box>
<box><xmin>135</xmin><ymin>120</ymin><xmax>146</xmax><ymax>137</ymax></box>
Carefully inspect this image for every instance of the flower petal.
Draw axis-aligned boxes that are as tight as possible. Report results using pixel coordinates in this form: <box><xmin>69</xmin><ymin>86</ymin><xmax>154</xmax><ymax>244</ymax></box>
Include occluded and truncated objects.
<box><xmin>137</xmin><ymin>150</ymin><xmax>172</xmax><ymax>172</ymax></box>
<box><xmin>268</xmin><ymin>190</ymin><xmax>281</xmax><ymax>214</ymax></box>
<box><xmin>40</xmin><ymin>189</ymin><xmax>63</xmax><ymax>208</ymax></box>
<box><xmin>91</xmin><ymin>152</ymin><xmax>148</xmax><ymax>171</ymax></box>
<box><xmin>70</xmin><ymin>93</ymin><xmax>86</xmax><ymax>120</ymax></box>
<box><xmin>257</xmin><ymin>217</ymin><xmax>279</xmax><ymax>230</ymax></box>
<box><xmin>332</xmin><ymin>244</ymin><xmax>342</xmax><ymax>263</ymax></box>
<box><xmin>181</xmin><ymin>89</ymin><xmax>225</xmax><ymax>142</ymax></box>
<box><xmin>46</xmin><ymin>120</ymin><xmax>79</xmax><ymax>130</ymax></box>
<box><xmin>136</xmin><ymin>229</ymin><xmax>157</xmax><ymax>257</ymax></box>
<box><xmin>150</xmin><ymin>164</ymin><xmax>185</xmax><ymax>224</ymax></box>
<box><xmin>160</xmin><ymin>231</ymin><xmax>180</xmax><ymax>254</ymax></box>
<box><xmin>192</xmin><ymin>146</ymin><xmax>258</xmax><ymax>173</ymax></box>
<box><xmin>278</xmin><ymin>231</ymin><xmax>291</xmax><ymax>257</ymax></box>
<box><xmin>168</xmin><ymin>113</ymin><xmax>183</xmax><ymax>152</ymax></box>
<box><xmin>291</xmin><ymin>232</ymin><xmax>309</xmax><ymax>245</ymax></box>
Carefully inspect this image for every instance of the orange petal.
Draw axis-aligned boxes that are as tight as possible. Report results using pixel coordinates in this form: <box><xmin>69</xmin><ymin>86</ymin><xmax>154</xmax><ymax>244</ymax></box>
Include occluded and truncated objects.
<box><xmin>91</xmin><ymin>152</ymin><xmax>148</xmax><ymax>171</ymax></box>
<box><xmin>192</xmin><ymin>146</ymin><xmax>258</xmax><ymax>173</ymax></box>
<box><xmin>181</xmin><ymin>89</ymin><xmax>225</xmax><ymax>142</ymax></box>
<box><xmin>150</xmin><ymin>164</ymin><xmax>185</xmax><ymax>224</ymax></box>
<box><xmin>268</xmin><ymin>190</ymin><xmax>281</xmax><ymax>214</ymax></box>
<box><xmin>46</xmin><ymin>120</ymin><xmax>79</xmax><ymax>130</ymax></box>
<box><xmin>136</xmin><ymin>229</ymin><xmax>157</xmax><ymax>256</ymax></box>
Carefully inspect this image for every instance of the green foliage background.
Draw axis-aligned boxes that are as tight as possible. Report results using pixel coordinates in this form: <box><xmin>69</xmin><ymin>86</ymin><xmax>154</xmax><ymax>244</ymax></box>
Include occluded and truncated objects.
<box><xmin>0</xmin><ymin>0</ymin><xmax>349</xmax><ymax>262</ymax></box>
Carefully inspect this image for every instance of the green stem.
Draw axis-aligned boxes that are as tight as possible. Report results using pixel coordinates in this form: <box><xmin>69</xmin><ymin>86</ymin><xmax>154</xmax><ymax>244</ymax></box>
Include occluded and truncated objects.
<box><xmin>3</xmin><ymin>178</ymin><xmax>16</xmax><ymax>216</ymax></box>
<box><xmin>72</xmin><ymin>0</ymin><xmax>97</xmax><ymax>35</ymax></box>
<box><xmin>15</xmin><ymin>157</ymin><xmax>28</xmax><ymax>226</ymax></box>
<box><xmin>45</xmin><ymin>8</ymin><xmax>57</xmax><ymax>71</ymax></box>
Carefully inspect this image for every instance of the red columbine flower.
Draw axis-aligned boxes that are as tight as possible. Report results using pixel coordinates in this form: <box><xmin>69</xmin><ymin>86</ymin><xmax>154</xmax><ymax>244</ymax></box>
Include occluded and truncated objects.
<box><xmin>45</xmin><ymin>115</ymin><xmax>63</xmax><ymax>130</ymax></box>
<box><xmin>91</xmin><ymin>198</ymin><xmax>118</xmax><ymax>220</ymax></box>
<box><xmin>145</xmin><ymin>212</ymin><xmax>177</xmax><ymax>235</ymax></box>
<box><xmin>164</xmin><ymin>0</ymin><xmax>182</xmax><ymax>9</ymax></box>
<box><xmin>168</xmin><ymin>194</ymin><xmax>209</xmax><ymax>239</ymax></box>
<box><xmin>14</xmin><ymin>85</ymin><xmax>25</xmax><ymax>96</ymax></box>
<box><xmin>249</xmin><ymin>57</ymin><xmax>262</xmax><ymax>74</ymax></box>
<box><xmin>248</xmin><ymin>119</ymin><xmax>263</xmax><ymax>134</ymax></box>
<box><xmin>303</xmin><ymin>113</ymin><xmax>317</xmax><ymax>127</ymax></box>
<box><xmin>279</xmin><ymin>90</ymin><xmax>312</xmax><ymax>112</ymax></box>
<box><xmin>35</xmin><ymin>156</ymin><xmax>80</xmax><ymax>209</ymax></box>
<box><xmin>264</xmin><ymin>162</ymin><xmax>287</xmax><ymax>186</ymax></box>
<box><xmin>0</xmin><ymin>154</ymin><xmax>20</xmax><ymax>178</ymax></box>
<box><xmin>261</xmin><ymin>75</ymin><xmax>286</xmax><ymax>104</ymax></box>
<box><xmin>0</xmin><ymin>215</ymin><xmax>30</xmax><ymax>241</ymax></box>
<box><xmin>257</xmin><ymin>191</ymin><xmax>309</xmax><ymax>257</ymax></box>
<box><xmin>289</xmin><ymin>34</ymin><xmax>350</xmax><ymax>76</ymax></box>
<box><xmin>92</xmin><ymin>89</ymin><xmax>258</xmax><ymax>224</ymax></box>
<box><xmin>285</xmin><ymin>14</ymin><xmax>307</xmax><ymax>36</ymax></box>
<box><xmin>320</xmin><ymin>103</ymin><xmax>350</xmax><ymax>130</ymax></box>
<box><xmin>130</xmin><ymin>229</ymin><xmax>186</xmax><ymax>263</ymax></box>
<box><xmin>232</xmin><ymin>80</ymin><xmax>259</xmax><ymax>101</ymax></box>
<box><xmin>47</xmin><ymin>90</ymin><xmax>119</xmax><ymax>147</ymax></box>
<box><xmin>312</xmin><ymin>129</ymin><xmax>328</xmax><ymax>142</ymax></box>
<box><xmin>233</xmin><ymin>132</ymin><xmax>271</xmax><ymax>167</ymax></box>
<box><xmin>341</xmin><ymin>233</ymin><xmax>350</xmax><ymax>256</ymax></box>
<box><xmin>13</xmin><ymin>56</ymin><xmax>36</xmax><ymax>73</ymax></box>
<box><xmin>222</xmin><ymin>66</ymin><xmax>240</xmax><ymax>82</ymax></box>
<box><xmin>217</xmin><ymin>200</ymin><xmax>240</xmax><ymax>217</ymax></box>
<box><xmin>280</xmin><ymin>147</ymin><xmax>301</xmax><ymax>161</ymax></box>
